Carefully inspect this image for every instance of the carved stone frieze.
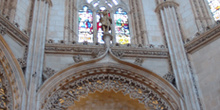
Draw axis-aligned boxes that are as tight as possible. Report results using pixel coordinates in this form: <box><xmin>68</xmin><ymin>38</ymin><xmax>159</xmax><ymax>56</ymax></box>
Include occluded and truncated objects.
<box><xmin>43</xmin><ymin>74</ymin><xmax>171</xmax><ymax>110</ymax></box>
<box><xmin>111</xmin><ymin>47</ymin><xmax>168</xmax><ymax>58</ymax></box>
<box><xmin>0</xmin><ymin>15</ymin><xmax>29</xmax><ymax>45</ymax></box>
<box><xmin>185</xmin><ymin>24</ymin><xmax>220</xmax><ymax>53</ymax></box>
<box><xmin>43</xmin><ymin>68</ymin><xmax>55</xmax><ymax>82</ymax></box>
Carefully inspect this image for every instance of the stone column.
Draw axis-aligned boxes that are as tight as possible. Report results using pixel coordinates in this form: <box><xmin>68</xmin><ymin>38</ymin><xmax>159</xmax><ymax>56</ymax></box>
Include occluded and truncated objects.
<box><xmin>190</xmin><ymin>0</ymin><xmax>215</xmax><ymax>32</ymax></box>
<box><xmin>25</xmin><ymin>0</ymin><xmax>52</xmax><ymax>109</ymax></box>
<box><xmin>129</xmin><ymin>0</ymin><xmax>148</xmax><ymax>45</ymax></box>
<box><xmin>156</xmin><ymin>1</ymin><xmax>201</xmax><ymax>110</ymax></box>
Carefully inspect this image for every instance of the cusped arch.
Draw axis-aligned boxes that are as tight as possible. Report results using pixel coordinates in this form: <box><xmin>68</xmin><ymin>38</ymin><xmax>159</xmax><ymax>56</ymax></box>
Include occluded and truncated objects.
<box><xmin>38</xmin><ymin>61</ymin><xmax>184</xmax><ymax>110</ymax></box>
<box><xmin>0</xmin><ymin>35</ymin><xmax>27</xmax><ymax>110</ymax></box>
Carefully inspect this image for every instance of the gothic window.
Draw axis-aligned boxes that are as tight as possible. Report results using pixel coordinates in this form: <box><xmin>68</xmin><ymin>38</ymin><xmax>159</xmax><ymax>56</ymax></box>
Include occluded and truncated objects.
<box><xmin>78</xmin><ymin>0</ymin><xmax>131</xmax><ymax>44</ymax></box>
<box><xmin>78</xmin><ymin>6</ymin><xmax>93</xmax><ymax>43</ymax></box>
<box><xmin>207</xmin><ymin>0</ymin><xmax>220</xmax><ymax>21</ymax></box>
<box><xmin>114</xmin><ymin>8</ymin><xmax>130</xmax><ymax>44</ymax></box>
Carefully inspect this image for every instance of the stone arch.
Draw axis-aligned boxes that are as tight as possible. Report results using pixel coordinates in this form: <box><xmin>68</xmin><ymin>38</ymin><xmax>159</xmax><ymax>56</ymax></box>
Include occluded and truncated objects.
<box><xmin>38</xmin><ymin>61</ymin><xmax>184</xmax><ymax>110</ymax></box>
<box><xmin>0</xmin><ymin>35</ymin><xmax>27</xmax><ymax>110</ymax></box>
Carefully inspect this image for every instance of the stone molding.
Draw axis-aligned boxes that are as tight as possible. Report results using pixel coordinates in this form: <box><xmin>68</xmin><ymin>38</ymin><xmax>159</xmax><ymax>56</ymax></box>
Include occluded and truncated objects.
<box><xmin>0</xmin><ymin>15</ymin><xmax>29</xmax><ymax>46</ymax></box>
<box><xmin>185</xmin><ymin>24</ymin><xmax>220</xmax><ymax>53</ymax></box>
<box><xmin>45</xmin><ymin>44</ymin><xmax>169</xmax><ymax>58</ymax></box>
<box><xmin>155</xmin><ymin>1</ymin><xmax>179</xmax><ymax>13</ymax></box>
<box><xmin>0</xmin><ymin>34</ymin><xmax>27</xmax><ymax>110</ymax></box>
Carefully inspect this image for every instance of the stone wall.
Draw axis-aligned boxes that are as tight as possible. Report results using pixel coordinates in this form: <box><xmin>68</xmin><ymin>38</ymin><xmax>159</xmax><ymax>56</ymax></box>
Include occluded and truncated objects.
<box><xmin>14</xmin><ymin>0</ymin><xmax>31</xmax><ymax>31</ymax></box>
<box><xmin>47</xmin><ymin>0</ymin><xmax>65</xmax><ymax>42</ymax></box>
<box><xmin>176</xmin><ymin>0</ymin><xmax>198</xmax><ymax>40</ymax></box>
<box><xmin>190</xmin><ymin>36</ymin><xmax>220</xmax><ymax>110</ymax></box>
<box><xmin>141</xmin><ymin>0</ymin><xmax>164</xmax><ymax>45</ymax></box>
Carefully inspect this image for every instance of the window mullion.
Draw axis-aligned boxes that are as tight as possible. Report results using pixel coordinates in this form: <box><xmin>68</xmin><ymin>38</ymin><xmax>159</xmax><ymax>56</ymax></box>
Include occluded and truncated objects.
<box><xmin>93</xmin><ymin>11</ymin><xmax>98</xmax><ymax>43</ymax></box>
<box><xmin>110</xmin><ymin>12</ymin><xmax>116</xmax><ymax>44</ymax></box>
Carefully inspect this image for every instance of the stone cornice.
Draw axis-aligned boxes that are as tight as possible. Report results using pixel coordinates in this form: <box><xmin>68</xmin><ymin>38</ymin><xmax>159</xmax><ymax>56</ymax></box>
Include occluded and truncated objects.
<box><xmin>185</xmin><ymin>24</ymin><xmax>220</xmax><ymax>53</ymax></box>
<box><xmin>0</xmin><ymin>15</ymin><xmax>29</xmax><ymax>46</ymax></box>
<box><xmin>155</xmin><ymin>1</ymin><xmax>179</xmax><ymax>13</ymax></box>
<box><xmin>45</xmin><ymin>43</ymin><xmax>169</xmax><ymax>58</ymax></box>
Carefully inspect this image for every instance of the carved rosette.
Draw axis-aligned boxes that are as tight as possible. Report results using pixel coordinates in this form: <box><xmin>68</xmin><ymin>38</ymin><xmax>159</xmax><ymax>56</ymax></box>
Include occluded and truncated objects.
<box><xmin>43</xmin><ymin>73</ymin><xmax>171</xmax><ymax>110</ymax></box>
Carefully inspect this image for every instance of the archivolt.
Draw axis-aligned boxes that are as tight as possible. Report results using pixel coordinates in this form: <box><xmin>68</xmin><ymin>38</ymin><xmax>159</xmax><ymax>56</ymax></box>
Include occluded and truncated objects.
<box><xmin>41</xmin><ymin>66</ymin><xmax>180</xmax><ymax>110</ymax></box>
<box><xmin>0</xmin><ymin>35</ymin><xmax>27</xmax><ymax>110</ymax></box>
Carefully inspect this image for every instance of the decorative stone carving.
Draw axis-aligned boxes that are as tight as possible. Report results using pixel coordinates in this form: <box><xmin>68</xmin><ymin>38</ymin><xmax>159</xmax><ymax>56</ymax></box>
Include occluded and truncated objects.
<box><xmin>17</xmin><ymin>58</ymin><xmax>26</xmax><ymax>68</ymax></box>
<box><xmin>73</xmin><ymin>55</ymin><xmax>84</xmax><ymax>63</ymax></box>
<box><xmin>0</xmin><ymin>25</ymin><xmax>6</xmax><ymax>35</ymax></box>
<box><xmin>0</xmin><ymin>64</ymin><xmax>13</xmax><ymax>110</ymax></box>
<box><xmin>91</xmin><ymin>49</ymin><xmax>106</xmax><ymax>58</ymax></box>
<box><xmin>112</xmin><ymin>50</ymin><xmax>124</xmax><ymax>58</ymax></box>
<box><xmin>44</xmin><ymin>74</ymin><xmax>170</xmax><ymax>110</ymax></box>
<box><xmin>163</xmin><ymin>72</ymin><xmax>175</xmax><ymax>83</ymax></box>
<box><xmin>134</xmin><ymin>58</ymin><xmax>144</xmax><ymax>66</ymax></box>
<box><xmin>43</xmin><ymin>68</ymin><xmax>55</xmax><ymax>82</ymax></box>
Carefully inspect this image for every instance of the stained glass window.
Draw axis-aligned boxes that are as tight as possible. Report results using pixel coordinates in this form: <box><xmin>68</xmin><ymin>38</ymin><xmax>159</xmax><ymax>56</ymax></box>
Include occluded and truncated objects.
<box><xmin>78</xmin><ymin>6</ymin><xmax>93</xmax><ymax>43</ymax></box>
<box><xmin>97</xmin><ymin>7</ymin><xmax>111</xmax><ymax>43</ymax></box>
<box><xmin>114</xmin><ymin>8</ymin><xmax>130</xmax><ymax>44</ymax></box>
<box><xmin>207</xmin><ymin>0</ymin><xmax>220</xmax><ymax>21</ymax></box>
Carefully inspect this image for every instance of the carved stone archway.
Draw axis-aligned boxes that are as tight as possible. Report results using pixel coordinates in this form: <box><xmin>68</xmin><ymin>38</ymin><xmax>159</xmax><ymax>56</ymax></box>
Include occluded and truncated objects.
<box><xmin>39</xmin><ymin>63</ymin><xmax>184</xmax><ymax>110</ymax></box>
<box><xmin>0</xmin><ymin>35</ymin><xmax>27</xmax><ymax>110</ymax></box>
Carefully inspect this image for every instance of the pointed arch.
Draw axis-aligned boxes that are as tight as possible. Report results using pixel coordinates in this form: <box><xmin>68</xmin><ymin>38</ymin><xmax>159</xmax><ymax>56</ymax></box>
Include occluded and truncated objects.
<box><xmin>38</xmin><ymin>58</ymin><xmax>184</xmax><ymax>110</ymax></box>
<box><xmin>0</xmin><ymin>34</ymin><xmax>27</xmax><ymax>110</ymax></box>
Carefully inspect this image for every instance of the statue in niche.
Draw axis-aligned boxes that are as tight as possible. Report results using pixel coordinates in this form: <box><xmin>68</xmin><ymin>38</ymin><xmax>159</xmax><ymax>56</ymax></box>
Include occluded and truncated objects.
<box><xmin>98</xmin><ymin>10</ymin><xmax>112</xmax><ymax>33</ymax></box>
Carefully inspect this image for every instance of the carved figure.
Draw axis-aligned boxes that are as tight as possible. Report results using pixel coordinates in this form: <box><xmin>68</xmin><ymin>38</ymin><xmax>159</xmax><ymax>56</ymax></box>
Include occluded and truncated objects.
<box><xmin>98</xmin><ymin>10</ymin><xmax>112</xmax><ymax>32</ymax></box>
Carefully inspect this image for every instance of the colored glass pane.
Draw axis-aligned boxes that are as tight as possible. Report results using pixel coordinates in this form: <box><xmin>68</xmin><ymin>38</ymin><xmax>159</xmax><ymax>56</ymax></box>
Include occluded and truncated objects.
<box><xmin>114</xmin><ymin>8</ymin><xmax>130</xmax><ymax>44</ymax></box>
<box><xmin>78</xmin><ymin>6</ymin><xmax>93</xmax><ymax>43</ymax></box>
<box><xmin>207</xmin><ymin>0</ymin><xmax>220</xmax><ymax>21</ymax></box>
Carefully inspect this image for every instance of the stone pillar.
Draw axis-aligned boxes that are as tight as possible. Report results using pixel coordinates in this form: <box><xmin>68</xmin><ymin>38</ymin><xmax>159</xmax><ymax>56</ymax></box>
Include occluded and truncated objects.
<box><xmin>190</xmin><ymin>0</ymin><xmax>215</xmax><ymax>32</ymax></box>
<box><xmin>156</xmin><ymin>1</ymin><xmax>201</xmax><ymax>110</ymax></box>
<box><xmin>25</xmin><ymin>0</ymin><xmax>52</xmax><ymax>109</ymax></box>
<box><xmin>129</xmin><ymin>0</ymin><xmax>148</xmax><ymax>45</ymax></box>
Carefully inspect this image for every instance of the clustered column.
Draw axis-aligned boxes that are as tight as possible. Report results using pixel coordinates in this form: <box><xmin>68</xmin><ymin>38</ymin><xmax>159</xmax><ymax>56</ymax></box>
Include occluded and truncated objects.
<box><xmin>129</xmin><ymin>0</ymin><xmax>148</xmax><ymax>45</ymax></box>
<box><xmin>64</xmin><ymin>0</ymin><xmax>77</xmax><ymax>43</ymax></box>
<box><xmin>0</xmin><ymin>0</ymin><xmax>18</xmax><ymax>22</ymax></box>
<box><xmin>156</xmin><ymin>1</ymin><xmax>201</xmax><ymax>110</ymax></box>
<box><xmin>25</xmin><ymin>0</ymin><xmax>52</xmax><ymax>109</ymax></box>
<box><xmin>190</xmin><ymin>0</ymin><xmax>215</xmax><ymax>32</ymax></box>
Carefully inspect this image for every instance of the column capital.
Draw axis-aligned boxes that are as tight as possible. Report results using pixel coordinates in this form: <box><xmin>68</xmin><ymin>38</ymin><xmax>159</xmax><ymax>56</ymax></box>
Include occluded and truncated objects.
<box><xmin>155</xmin><ymin>1</ymin><xmax>179</xmax><ymax>13</ymax></box>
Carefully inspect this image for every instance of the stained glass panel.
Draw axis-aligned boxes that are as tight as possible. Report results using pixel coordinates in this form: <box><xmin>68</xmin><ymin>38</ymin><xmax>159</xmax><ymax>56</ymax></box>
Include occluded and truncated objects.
<box><xmin>207</xmin><ymin>0</ymin><xmax>220</xmax><ymax>21</ymax></box>
<box><xmin>78</xmin><ymin>6</ymin><xmax>93</xmax><ymax>43</ymax></box>
<box><xmin>114</xmin><ymin>8</ymin><xmax>130</xmax><ymax>44</ymax></box>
